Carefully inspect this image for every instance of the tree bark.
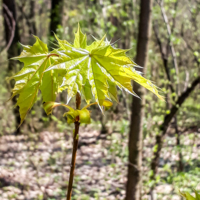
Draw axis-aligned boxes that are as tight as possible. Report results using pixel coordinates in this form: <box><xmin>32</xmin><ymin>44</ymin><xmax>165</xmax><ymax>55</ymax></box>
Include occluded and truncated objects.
<box><xmin>126</xmin><ymin>1</ymin><xmax>152</xmax><ymax>200</ymax></box>
<box><xmin>49</xmin><ymin>0</ymin><xmax>63</xmax><ymax>38</ymax></box>
<box><xmin>29</xmin><ymin>0</ymin><xmax>37</xmax><ymax>35</ymax></box>
<box><xmin>3</xmin><ymin>0</ymin><xmax>21</xmax><ymax>133</ymax></box>
<box><xmin>17</xmin><ymin>1</ymin><xmax>37</xmax><ymax>36</ymax></box>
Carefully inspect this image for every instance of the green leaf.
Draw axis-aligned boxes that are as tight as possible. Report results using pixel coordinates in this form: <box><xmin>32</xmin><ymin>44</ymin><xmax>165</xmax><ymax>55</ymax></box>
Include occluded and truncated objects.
<box><xmin>73</xmin><ymin>23</ymin><xmax>87</xmax><ymax>49</ymax></box>
<box><xmin>82</xmin><ymin>100</ymin><xmax>113</xmax><ymax>110</ymax></box>
<box><xmin>64</xmin><ymin>109</ymin><xmax>91</xmax><ymax>124</ymax></box>
<box><xmin>39</xmin><ymin>59</ymin><xmax>60</xmax><ymax>103</ymax></box>
<box><xmin>49</xmin><ymin>24</ymin><xmax>163</xmax><ymax>107</ymax></box>
<box><xmin>43</xmin><ymin>101</ymin><xmax>73</xmax><ymax>115</ymax></box>
<box><xmin>78</xmin><ymin>109</ymin><xmax>91</xmax><ymax>124</ymax></box>
<box><xmin>65</xmin><ymin>110</ymin><xmax>77</xmax><ymax>124</ymax></box>
<box><xmin>8</xmin><ymin>36</ymin><xmax>59</xmax><ymax>125</ymax></box>
<box><xmin>16</xmin><ymin>58</ymin><xmax>49</xmax><ymax>124</ymax></box>
<box><xmin>194</xmin><ymin>190</ymin><xmax>200</xmax><ymax>200</ymax></box>
<box><xmin>82</xmin><ymin>79</ymin><xmax>93</xmax><ymax>104</ymax></box>
<box><xmin>179</xmin><ymin>190</ymin><xmax>200</xmax><ymax>200</ymax></box>
<box><xmin>9</xmin><ymin>24</ymin><xmax>163</xmax><ymax>124</ymax></box>
<box><xmin>107</xmin><ymin>80</ymin><xmax>118</xmax><ymax>102</ymax></box>
<box><xmin>102</xmin><ymin>100</ymin><xmax>113</xmax><ymax>107</ymax></box>
<box><xmin>181</xmin><ymin>192</ymin><xmax>196</xmax><ymax>200</ymax></box>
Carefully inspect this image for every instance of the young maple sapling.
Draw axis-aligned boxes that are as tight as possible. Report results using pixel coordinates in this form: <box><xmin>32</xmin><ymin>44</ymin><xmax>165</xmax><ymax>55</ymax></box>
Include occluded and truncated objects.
<box><xmin>8</xmin><ymin>24</ymin><xmax>163</xmax><ymax>200</ymax></box>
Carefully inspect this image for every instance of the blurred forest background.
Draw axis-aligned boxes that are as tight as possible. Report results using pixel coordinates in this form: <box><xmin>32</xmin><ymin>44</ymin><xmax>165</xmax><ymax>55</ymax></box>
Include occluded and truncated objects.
<box><xmin>0</xmin><ymin>0</ymin><xmax>200</xmax><ymax>200</ymax></box>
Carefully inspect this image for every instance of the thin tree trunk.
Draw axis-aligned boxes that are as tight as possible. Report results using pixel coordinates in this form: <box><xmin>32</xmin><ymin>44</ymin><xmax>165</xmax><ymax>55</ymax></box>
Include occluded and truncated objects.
<box><xmin>66</xmin><ymin>93</ymin><xmax>81</xmax><ymax>200</ymax></box>
<box><xmin>29</xmin><ymin>0</ymin><xmax>37</xmax><ymax>35</ymax></box>
<box><xmin>49</xmin><ymin>0</ymin><xmax>63</xmax><ymax>39</ymax></box>
<box><xmin>159</xmin><ymin>0</ymin><xmax>179</xmax><ymax>94</ymax></box>
<box><xmin>3</xmin><ymin>0</ymin><xmax>21</xmax><ymax>133</ymax></box>
<box><xmin>150</xmin><ymin>76</ymin><xmax>200</xmax><ymax>180</ymax></box>
<box><xmin>17</xmin><ymin>1</ymin><xmax>37</xmax><ymax>36</ymax></box>
<box><xmin>110</xmin><ymin>0</ymin><xmax>119</xmax><ymax>44</ymax></box>
<box><xmin>66</xmin><ymin>121</ymin><xmax>80</xmax><ymax>200</ymax></box>
<box><xmin>126</xmin><ymin>1</ymin><xmax>152</xmax><ymax>200</ymax></box>
<box><xmin>175</xmin><ymin>117</ymin><xmax>183</xmax><ymax>172</ymax></box>
<box><xmin>153</xmin><ymin>14</ymin><xmax>183</xmax><ymax>174</ymax></box>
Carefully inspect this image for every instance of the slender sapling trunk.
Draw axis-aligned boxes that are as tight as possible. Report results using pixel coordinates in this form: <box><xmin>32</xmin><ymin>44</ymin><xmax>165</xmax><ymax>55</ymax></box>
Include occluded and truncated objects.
<box><xmin>66</xmin><ymin>93</ymin><xmax>81</xmax><ymax>200</ymax></box>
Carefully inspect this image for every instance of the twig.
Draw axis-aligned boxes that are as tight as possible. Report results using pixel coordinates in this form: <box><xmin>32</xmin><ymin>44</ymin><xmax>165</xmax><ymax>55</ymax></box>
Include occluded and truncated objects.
<box><xmin>181</xmin><ymin>34</ymin><xmax>200</xmax><ymax>67</ymax></box>
<box><xmin>127</xmin><ymin>162</ymin><xmax>140</xmax><ymax>172</ymax></box>
<box><xmin>153</xmin><ymin>22</ymin><xmax>175</xmax><ymax>94</ymax></box>
<box><xmin>158</xmin><ymin>0</ymin><xmax>180</xmax><ymax>95</ymax></box>
<box><xmin>1</xmin><ymin>4</ymin><xmax>16</xmax><ymax>53</ymax></box>
<box><xmin>171</xmin><ymin>1</ymin><xmax>178</xmax><ymax>35</ymax></box>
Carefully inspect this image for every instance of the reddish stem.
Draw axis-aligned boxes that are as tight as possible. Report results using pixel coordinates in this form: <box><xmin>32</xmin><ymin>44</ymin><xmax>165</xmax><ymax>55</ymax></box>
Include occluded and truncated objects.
<box><xmin>66</xmin><ymin>93</ymin><xmax>81</xmax><ymax>200</ymax></box>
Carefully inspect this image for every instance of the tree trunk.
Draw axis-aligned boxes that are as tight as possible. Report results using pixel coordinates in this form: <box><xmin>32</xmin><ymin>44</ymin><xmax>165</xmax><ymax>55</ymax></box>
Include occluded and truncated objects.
<box><xmin>126</xmin><ymin>1</ymin><xmax>152</xmax><ymax>200</ymax></box>
<box><xmin>3</xmin><ymin>0</ymin><xmax>21</xmax><ymax>133</ymax></box>
<box><xmin>175</xmin><ymin>117</ymin><xmax>184</xmax><ymax>172</ymax></box>
<box><xmin>49</xmin><ymin>0</ymin><xmax>63</xmax><ymax>39</ymax></box>
<box><xmin>150</xmin><ymin>76</ymin><xmax>200</xmax><ymax>181</ymax></box>
<box><xmin>29</xmin><ymin>0</ymin><xmax>37</xmax><ymax>35</ymax></box>
<box><xmin>110</xmin><ymin>0</ymin><xmax>119</xmax><ymax>44</ymax></box>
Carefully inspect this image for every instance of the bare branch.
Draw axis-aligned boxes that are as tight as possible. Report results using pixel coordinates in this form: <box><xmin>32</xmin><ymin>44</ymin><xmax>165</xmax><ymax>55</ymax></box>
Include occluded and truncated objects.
<box><xmin>171</xmin><ymin>1</ymin><xmax>178</xmax><ymax>35</ymax></box>
<box><xmin>1</xmin><ymin>3</ymin><xmax>16</xmax><ymax>53</ymax></box>
<box><xmin>159</xmin><ymin>0</ymin><xmax>180</xmax><ymax>94</ymax></box>
<box><xmin>150</xmin><ymin>75</ymin><xmax>200</xmax><ymax>180</ymax></box>
<box><xmin>153</xmin><ymin>21</ymin><xmax>175</xmax><ymax>94</ymax></box>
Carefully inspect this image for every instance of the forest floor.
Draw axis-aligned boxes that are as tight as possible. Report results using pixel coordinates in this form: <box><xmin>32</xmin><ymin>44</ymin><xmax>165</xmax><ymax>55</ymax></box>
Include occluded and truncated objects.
<box><xmin>0</xmin><ymin>122</ymin><xmax>200</xmax><ymax>200</ymax></box>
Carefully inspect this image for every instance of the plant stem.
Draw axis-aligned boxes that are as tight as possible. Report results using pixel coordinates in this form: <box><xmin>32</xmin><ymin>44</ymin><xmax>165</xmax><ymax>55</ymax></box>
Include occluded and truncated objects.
<box><xmin>66</xmin><ymin>121</ymin><xmax>80</xmax><ymax>200</ymax></box>
<box><xmin>66</xmin><ymin>93</ymin><xmax>81</xmax><ymax>200</ymax></box>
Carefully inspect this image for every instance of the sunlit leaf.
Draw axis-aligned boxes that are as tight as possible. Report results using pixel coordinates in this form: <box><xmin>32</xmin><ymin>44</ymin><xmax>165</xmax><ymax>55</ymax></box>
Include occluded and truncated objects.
<box><xmin>43</xmin><ymin>101</ymin><xmax>73</xmax><ymax>115</ymax></box>
<box><xmin>82</xmin><ymin>100</ymin><xmax>113</xmax><ymax>110</ymax></box>
<box><xmin>64</xmin><ymin>109</ymin><xmax>91</xmax><ymax>124</ymax></box>
<box><xmin>8</xmin><ymin>36</ymin><xmax>59</xmax><ymax>125</ymax></box>
<box><xmin>9</xmin><ymin>24</ymin><xmax>163</xmax><ymax>125</ymax></box>
<box><xmin>47</xmin><ymin>24</ymin><xmax>163</xmax><ymax>107</ymax></box>
<box><xmin>179</xmin><ymin>190</ymin><xmax>200</xmax><ymax>200</ymax></box>
<box><xmin>74</xmin><ymin>23</ymin><xmax>87</xmax><ymax>49</ymax></box>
